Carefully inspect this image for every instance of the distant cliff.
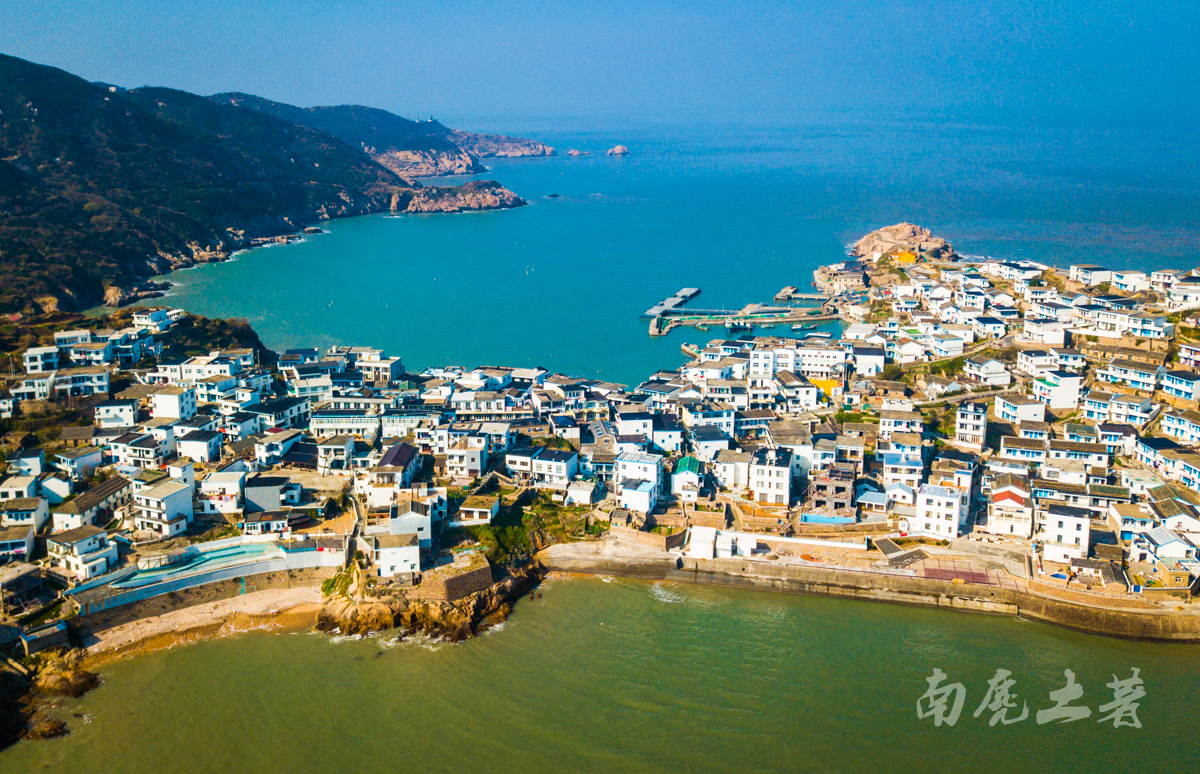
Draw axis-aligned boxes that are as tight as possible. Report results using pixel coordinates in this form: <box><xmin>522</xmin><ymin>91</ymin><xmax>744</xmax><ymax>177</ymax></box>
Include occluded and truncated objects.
<box><xmin>402</xmin><ymin>180</ymin><xmax>526</xmax><ymax>213</ymax></box>
<box><xmin>0</xmin><ymin>54</ymin><xmax>527</xmax><ymax>314</ymax></box>
<box><xmin>449</xmin><ymin>129</ymin><xmax>556</xmax><ymax>159</ymax></box>
<box><xmin>210</xmin><ymin>93</ymin><xmax>554</xmax><ymax>177</ymax></box>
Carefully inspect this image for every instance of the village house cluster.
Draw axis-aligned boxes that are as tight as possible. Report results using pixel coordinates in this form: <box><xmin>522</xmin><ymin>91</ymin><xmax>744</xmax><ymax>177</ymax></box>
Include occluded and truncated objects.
<box><xmin>4</xmin><ymin>251</ymin><xmax>1200</xmax><ymax>623</ymax></box>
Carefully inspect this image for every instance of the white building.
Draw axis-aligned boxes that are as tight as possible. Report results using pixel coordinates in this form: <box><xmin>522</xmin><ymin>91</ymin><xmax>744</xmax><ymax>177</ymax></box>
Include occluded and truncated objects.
<box><xmin>994</xmin><ymin>394</ymin><xmax>1047</xmax><ymax>425</ymax></box>
<box><xmin>46</xmin><ymin>525</ymin><xmax>119</xmax><ymax>580</ymax></box>
<box><xmin>195</xmin><ymin>470</ymin><xmax>245</xmax><ymax>517</ymax></box>
<box><xmin>364</xmin><ymin>533</ymin><xmax>420</xmax><ymax>577</ymax></box>
<box><xmin>22</xmin><ymin>346</ymin><xmax>59</xmax><ymax>374</ymax></box>
<box><xmin>879</xmin><ymin>410</ymin><xmax>923</xmax><ymax>441</ymax></box>
<box><xmin>963</xmin><ymin>357</ymin><xmax>1011</xmax><ymax>387</ymax></box>
<box><xmin>671</xmin><ymin>457</ymin><xmax>704</xmax><ymax>503</ymax></box>
<box><xmin>615</xmin><ymin>451</ymin><xmax>664</xmax><ymax>513</ymax></box>
<box><xmin>150</xmin><ymin>386</ymin><xmax>197</xmax><ymax>420</ymax></box>
<box><xmin>749</xmin><ymin>448</ymin><xmax>792</xmax><ymax>505</ymax></box>
<box><xmin>1031</xmin><ymin>371</ymin><xmax>1083</xmax><ymax>411</ymax></box>
<box><xmin>915</xmin><ymin>484</ymin><xmax>965</xmax><ymax>540</ymax></box>
<box><xmin>1040</xmin><ymin>504</ymin><xmax>1090</xmax><ymax>564</ymax></box>
<box><xmin>177</xmin><ymin>430</ymin><xmax>224</xmax><ymax>464</ymax></box>
<box><xmin>134</xmin><ymin>480</ymin><xmax>193</xmax><ymax>539</ymax></box>
<box><xmin>953</xmin><ymin>402</ymin><xmax>987</xmax><ymax>452</ymax></box>
<box><xmin>711</xmin><ymin>449</ymin><xmax>750</xmax><ymax>490</ymax></box>
<box><xmin>1068</xmin><ymin>265</ymin><xmax>1111</xmax><ymax>287</ymax></box>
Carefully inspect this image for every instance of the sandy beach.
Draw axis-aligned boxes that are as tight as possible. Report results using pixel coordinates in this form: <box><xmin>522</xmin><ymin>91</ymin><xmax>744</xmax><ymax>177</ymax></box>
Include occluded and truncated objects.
<box><xmin>80</xmin><ymin>587</ymin><xmax>324</xmax><ymax>664</ymax></box>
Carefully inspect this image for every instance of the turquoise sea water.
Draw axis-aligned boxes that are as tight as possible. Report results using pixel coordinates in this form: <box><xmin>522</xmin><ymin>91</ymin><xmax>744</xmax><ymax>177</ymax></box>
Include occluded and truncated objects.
<box><xmin>146</xmin><ymin>120</ymin><xmax>1200</xmax><ymax>386</ymax></box>
<box><xmin>5</xmin><ymin>578</ymin><xmax>1195</xmax><ymax>773</ymax></box>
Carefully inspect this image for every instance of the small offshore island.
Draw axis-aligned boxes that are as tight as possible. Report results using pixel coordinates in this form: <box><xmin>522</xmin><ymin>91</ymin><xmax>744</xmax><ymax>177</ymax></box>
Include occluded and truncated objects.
<box><xmin>4</xmin><ymin>220</ymin><xmax>1200</xmax><ymax>745</ymax></box>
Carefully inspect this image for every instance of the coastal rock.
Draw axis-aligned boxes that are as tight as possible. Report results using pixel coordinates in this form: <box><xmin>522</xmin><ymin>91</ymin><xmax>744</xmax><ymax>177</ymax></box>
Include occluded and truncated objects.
<box><xmin>606</xmin><ymin>145</ymin><xmax>630</xmax><ymax>156</ymax></box>
<box><xmin>0</xmin><ymin>667</ymin><xmax>32</xmax><ymax>749</ymax></box>
<box><xmin>371</xmin><ymin>147</ymin><xmax>484</xmax><ymax>178</ymax></box>
<box><xmin>33</xmin><ymin>295</ymin><xmax>65</xmax><ymax>315</ymax></box>
<box><xmin>402</xmin><ymin>180</ymin><xmax>527</xmax><ymax>214</ymax></box>
<box><xmin>566</xmin><ymin>149</ymin><xmax>589</xmax><ymax>156</ymax></box>
<box><xmin>103</xmin><ymin>280</ymin><xmax>172</xmax><ymax>308</ymax></box>
<box><xmin>850</xmin><ymin>222</ymin><xmax>957</xmax><ymax>261</ymax></box>
<box><xmin>24</xmin><ymin>716</ymin><xmax>68</xmax><ymax>740</ymax></box>
<box><xmin>450</xmin><ymin>131</ymin><xmax>556</xmax><ymax>158</ymax></box>
<box><xmin>33</xmin><ymin>659</ymin><xmax>100</xmax><ymax>699</ymax></box>
<box><xmin>316</xmin><ymin>561</ymin><xmax>542</xmax><ymax>642</ymax></box>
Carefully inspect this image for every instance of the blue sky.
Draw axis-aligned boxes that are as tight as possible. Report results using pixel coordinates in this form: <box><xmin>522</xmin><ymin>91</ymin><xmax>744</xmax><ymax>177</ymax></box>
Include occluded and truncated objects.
<box><xmin>3</xmin><ymin>1</ymin><xmax>1197</xmax><ymax>130</ymax></box>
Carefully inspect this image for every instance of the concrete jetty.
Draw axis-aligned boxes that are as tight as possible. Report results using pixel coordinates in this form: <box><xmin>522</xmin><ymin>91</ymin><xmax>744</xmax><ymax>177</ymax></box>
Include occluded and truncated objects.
<box><xmin>643</xmin><ymin>287</ymin><xmax>702</xmax><ymax>318</ymax></box>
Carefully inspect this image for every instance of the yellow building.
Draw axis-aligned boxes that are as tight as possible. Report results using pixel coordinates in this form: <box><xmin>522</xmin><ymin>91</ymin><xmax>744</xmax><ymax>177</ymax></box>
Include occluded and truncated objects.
<box><xmin>810</xmin><ymin>378</ymin><xmax>842</xmax><ymax>398</ymax></box>
<box><xmin>895</xmin><ymin>250</ymin><xmax>918</xmax><ymax>264</ymax></box>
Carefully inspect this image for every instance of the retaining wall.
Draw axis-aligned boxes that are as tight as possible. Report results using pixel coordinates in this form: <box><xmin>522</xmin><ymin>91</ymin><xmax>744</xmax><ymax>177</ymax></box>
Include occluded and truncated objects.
<box><xmin>75</xmin><ymin>568</ymin><xmax>334</xmax><ymax>634</ymax></box>
<box><xmin>611</xmin><ymin>526</ymin><xmax>688</xmax><ymax>551</ymax></box>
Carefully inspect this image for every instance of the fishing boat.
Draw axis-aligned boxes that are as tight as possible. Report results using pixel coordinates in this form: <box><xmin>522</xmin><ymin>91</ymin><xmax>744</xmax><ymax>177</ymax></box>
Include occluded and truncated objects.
<box><xmin>791</xmin><ymin>323</ymin><xmax>816</xmax><ymax>331</ymax></box>
<box><xmin>724</xmin><ymin>320</ymin><xmax>752</xmax><ymax>332</ymax></box>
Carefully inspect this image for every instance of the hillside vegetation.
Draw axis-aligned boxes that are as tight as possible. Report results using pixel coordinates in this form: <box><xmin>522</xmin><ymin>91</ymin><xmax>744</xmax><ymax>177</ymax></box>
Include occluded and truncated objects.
<box><xmin>0</xmin><ymin>54</ymin><xmax>528</xmax><ymax>314</ymax></box>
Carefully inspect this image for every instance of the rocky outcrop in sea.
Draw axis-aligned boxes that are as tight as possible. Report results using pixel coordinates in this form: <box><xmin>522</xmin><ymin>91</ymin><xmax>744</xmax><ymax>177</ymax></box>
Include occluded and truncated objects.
<box><xmin>607</xmin><ymin>145</ymin><xmax>630</xmax><ymax>156</ymax></box>
<box><xmin>850</xmin><ymin>222</ymin><xmax>957</xmax><ymax>261</ymax></box>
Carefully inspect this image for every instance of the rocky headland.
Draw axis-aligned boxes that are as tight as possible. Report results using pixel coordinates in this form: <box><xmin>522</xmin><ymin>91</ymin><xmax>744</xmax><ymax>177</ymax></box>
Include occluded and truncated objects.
<box><xmin>369</xmin><ymin>146</ymin><xmax>483</xmax><ymax>178</ymax></box>
<box><xmin>850</xmin><ymin>222</ymin><xmax>957</xmax><ymax>261</ymax></box>
<box><xmin>402</xmin><ymin>180</ymin><xmax>526</xmax><ymax>214</ymax></box>
<box><xmin>449</xmin><ymin>130</ymin><xmax>556</xmax><ymax>159</ymax></box>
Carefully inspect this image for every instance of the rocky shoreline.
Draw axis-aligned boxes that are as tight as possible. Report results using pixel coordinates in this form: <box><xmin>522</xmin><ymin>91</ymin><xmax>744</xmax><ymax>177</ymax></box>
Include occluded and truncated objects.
<box><xmin>316</xmin><ymin>561</ymin><xmax>543</xmax><ymax>642</ymax></box>
<box><xmin>100</xmin><ymin>181</ymin><xmax>525</xmax><ymax>308</ymax></box>
<box><xmin>0</xmin><ymin>561</ymin><xmax>542</xmax><ymax>750</ymax></box>
<box><xmin>1</xmin><ymin>650</ymin><xmax>101</xmax><ymax>747</ymax></box>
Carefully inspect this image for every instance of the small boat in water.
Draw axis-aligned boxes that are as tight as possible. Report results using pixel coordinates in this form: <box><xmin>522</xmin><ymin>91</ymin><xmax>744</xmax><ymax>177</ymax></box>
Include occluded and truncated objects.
<box><xmin>724</xmin><ymin>320</ymin><xmax>752</xmax><ymax>331</ymax></box>
<box><xmin>791</xmin><ymin>323</ymin><xmax>816</xmax><ymax>331</ymax></box>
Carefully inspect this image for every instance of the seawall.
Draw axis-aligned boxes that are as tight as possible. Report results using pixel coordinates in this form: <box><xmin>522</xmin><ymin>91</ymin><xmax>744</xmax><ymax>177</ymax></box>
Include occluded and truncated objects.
<box><xmin>539</xmin><ymin>546</ymin><xmax>1200</xmax><ymax>643</ymax></box>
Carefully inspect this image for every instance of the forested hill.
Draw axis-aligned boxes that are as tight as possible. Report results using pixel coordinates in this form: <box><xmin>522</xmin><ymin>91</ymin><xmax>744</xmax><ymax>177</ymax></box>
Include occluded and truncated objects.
<box><xmin>0</xmin><ymin>54</ymin><xmax>526</xmax><ymax>314</ymax></box>
<box><xmin>210</xmin><ymin>93</ymin><xmax>555</xmax><ymax>178</ymax></box>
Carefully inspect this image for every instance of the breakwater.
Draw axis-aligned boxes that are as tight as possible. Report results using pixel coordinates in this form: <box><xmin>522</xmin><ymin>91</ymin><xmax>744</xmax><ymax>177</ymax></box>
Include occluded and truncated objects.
<box><xmin>538</xmin><ymin>546</ymin><xmax>1200</xmax><ymax>642</ymax></box>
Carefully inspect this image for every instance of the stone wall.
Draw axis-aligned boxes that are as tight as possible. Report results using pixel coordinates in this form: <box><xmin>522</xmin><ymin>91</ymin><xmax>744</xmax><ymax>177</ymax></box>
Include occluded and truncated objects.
<box><xmin>611</xmin><ymin>525</ymin><xmax>687</xmax><ymax>551</ymax></box>
<box><xmin>413</xmin><ymin>554</ymin><xmax>494</xmax><ymax>601</ymax></box>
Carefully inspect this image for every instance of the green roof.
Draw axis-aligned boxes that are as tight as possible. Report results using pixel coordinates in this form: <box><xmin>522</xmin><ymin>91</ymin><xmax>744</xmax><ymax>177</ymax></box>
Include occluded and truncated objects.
<box><xmin>675</xmin><ymin>456</ymin><xmax>702</xmax><ymax>476</ymax></box>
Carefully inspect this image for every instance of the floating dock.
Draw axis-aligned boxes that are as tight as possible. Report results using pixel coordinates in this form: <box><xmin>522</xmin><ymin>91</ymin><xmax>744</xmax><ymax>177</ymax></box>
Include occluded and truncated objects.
<box><xmin>643</xmin><ymin>286</ymin><xmax>837</xmax><ymax>336</ymax></box>
<box><xmin>643</xmin><ymin>287</ymin><xmax>702</xmax><ymax>318</ymax></box>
